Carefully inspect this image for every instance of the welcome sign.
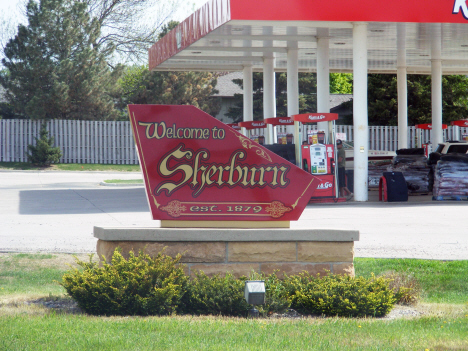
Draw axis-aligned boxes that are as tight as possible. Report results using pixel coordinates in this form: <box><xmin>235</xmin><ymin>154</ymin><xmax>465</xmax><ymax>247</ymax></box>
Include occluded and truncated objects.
<box><xmin>128</xmin><ymin>105</ymin><xmax>316</xmax><ymax>222</ymax></box>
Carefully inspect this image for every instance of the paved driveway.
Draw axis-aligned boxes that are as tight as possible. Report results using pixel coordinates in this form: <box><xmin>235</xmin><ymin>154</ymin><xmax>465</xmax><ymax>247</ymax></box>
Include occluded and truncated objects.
<box><xmin>1</xmin><ymin>170</ymin><xmax>467</xmax><ymax>260</ymax></box>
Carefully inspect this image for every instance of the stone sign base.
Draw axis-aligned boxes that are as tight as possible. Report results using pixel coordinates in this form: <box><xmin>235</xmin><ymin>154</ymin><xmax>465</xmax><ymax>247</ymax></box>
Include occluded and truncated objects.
<box><xmin>94</xmin><ymin>227</ymin><xmax>359</xmax><ymax>278</ymax></box>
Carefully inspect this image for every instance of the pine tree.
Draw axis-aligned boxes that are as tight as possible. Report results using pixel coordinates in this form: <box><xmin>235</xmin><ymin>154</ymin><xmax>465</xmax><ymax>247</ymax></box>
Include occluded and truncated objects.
<box><xmin>0</xmin><ymin>0</ymin><xmax>122</xmax><ymax>120</ymax></box>
<box><xmin>26</xmin><ymin>123</ymin><xmax>62</xmax><ymax>166</ymax></box>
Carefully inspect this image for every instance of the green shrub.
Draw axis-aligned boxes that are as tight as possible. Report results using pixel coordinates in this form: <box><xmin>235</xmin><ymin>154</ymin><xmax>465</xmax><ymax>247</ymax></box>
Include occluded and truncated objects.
<box><xmin>180</xmin><ymin>271</ymin><xmax>249</xmax><ymax>317</ymax></box>
<box><xmin>26</xmin><ymin>123</ymin><xmax>62</xmax><ymax>166</ymax></box>
<box><xmin>284</xmin><ymin>273</ymin><xmax>396</xmax><ymax>318</ymax></box>
<box><xmin>247</xmin><ymin>271</ymin><xmax>291</xmax><ymax>316</ymax></box>
<box><xmin>380</xmin><ymin>271</ymin><xmax>420</xmax><ymax>305</ymax></box>
<box><xmin>60</xmin><ymin>249</ymin><xmax>188</xmax><ymax>316</ymax></box>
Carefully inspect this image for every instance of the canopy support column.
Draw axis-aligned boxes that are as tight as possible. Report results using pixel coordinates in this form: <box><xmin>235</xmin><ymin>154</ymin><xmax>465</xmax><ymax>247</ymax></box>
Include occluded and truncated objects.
<box><xmin>431</xmin><ymin>24</ymin><xmax>443</xmax><ymax>150</ymax></box>
<box><xmin>287</xmin><ymin>48</ymin><xmax>300</xmax><ymax>165</ymax></box>
<box><xmin>353</xmin><ymin>22</ymin><xmax>369</xmax><ymax>202</ymax></box>
<box><xmin>397</xmin><ymin>23</ymin><xmax>408</xmax><ymax>149</ymax></box>
<box><xmin>317</xmin><ymin>28</ymin><xmax>330</xmax><ymax>139</ymax></box>
<box><xmin>242</xmin><ymin>65</ymin><xmax>253</xmax><ymax>137</ymax></box>
<box><xmin>263</xmin><ymin>56</ymin><xmax>276</xmax><ymax>144</ymax></box>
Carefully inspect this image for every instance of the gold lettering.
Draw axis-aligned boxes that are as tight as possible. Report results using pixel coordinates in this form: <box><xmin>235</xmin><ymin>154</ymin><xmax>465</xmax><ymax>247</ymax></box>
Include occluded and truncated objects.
<box><xmin>249</xmin><ymin>167</ymin><xmax>258</xmax><ymax>186</ymax></box>
<box><xmin>269</xmin><ymin>167</ymin><xmax>279</xmax><ymax>186</ymax></box>
<box><xmin>154</xmin><ymin>146</ymin><xmax>290</xmax><ymax>197</ymax></box>
<box><xmin>156</xmin><ymin>146</ymin><xmax>193</xmax><ymax>195</ymax></box>
<box><xmin>257</xmin><ymin>167</ymin><xmax>267</xmax><ymax>186</ymax></box>
<box><xmin>205</xmin><ymin>165</ymin><xmax>218</xmax><ymax>185</ymax></box>
<box><xmin>279</xmin><ymin>166</ymin><xmax>289</xmax><ymax>186</ymax></box>
<box><xmin>227</xmin><ymin>151</ymin><xmax>245</xmax><ymax>186</ymax></box>
<box><xmin>217</xmin><ymin>165</ymin><xmax>228</xmax><ymax>185</ymax></box>
<box><xmin>191</xmin><ymin>150</ymin><xmax>209</xmax><ymax>187</ymax></box>
<box><xmin>166</xmin><ymin>126</ymin><xmax>173</xmax><ymax>138</ymax></box>
<box><xmin>138</xmin><ymin>121</ymin><xmax>166</xmax><ymax>139</ymax></box>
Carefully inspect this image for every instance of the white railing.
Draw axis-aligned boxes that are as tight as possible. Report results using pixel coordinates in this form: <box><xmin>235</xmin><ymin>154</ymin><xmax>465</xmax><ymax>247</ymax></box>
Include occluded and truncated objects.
<box><xmin>1</xmin><ymin>119</ymin><xmax>467</xmax><ymax>163</ymax></box>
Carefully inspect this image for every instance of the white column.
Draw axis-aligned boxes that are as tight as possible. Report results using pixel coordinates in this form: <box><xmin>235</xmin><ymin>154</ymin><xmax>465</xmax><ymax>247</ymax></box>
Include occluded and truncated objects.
<box><xmin>263</xmin><ymin>56</ymin><xmax>276</xmax><ymax>144</ymax></box>
<box><xmin>316</xmin><ymin>28</ymin><xmax>330</xmax><ymax>140</ymax></box>
<box><xmin>287</xmin><ymin>48</ymin><xmax>300</xmax><ymax>164</ymax></box>
<box><xmin>287</xmin><ymin>49</ymin><xmax>299</xmax><ymax>123</ymax></box>
<box><xmin>242</xmin><ymin>65</ymin><xmax>253</xmax><ymax>137</ymax></box>
<box><xmin>397</xmin><ymin>23</ymin><xmax>408</xmax><ymax>149</ymax></box>
<box><xmin>431</xmin><ymin>24</ymin><xmax>443</xmax><ymax>150</ymax></box>
<box><xmin>353</xmin><ymin>22</ymin><xmax>369</xmax><ymax>202</ymax></box>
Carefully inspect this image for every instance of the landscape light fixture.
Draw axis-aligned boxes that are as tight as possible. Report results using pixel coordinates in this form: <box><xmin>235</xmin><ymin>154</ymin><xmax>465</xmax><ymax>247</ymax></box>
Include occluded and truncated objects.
<box><xmin>244</xmin><ymin>280</ymin><xmax>265</xmax><ymax>318</ymax></box>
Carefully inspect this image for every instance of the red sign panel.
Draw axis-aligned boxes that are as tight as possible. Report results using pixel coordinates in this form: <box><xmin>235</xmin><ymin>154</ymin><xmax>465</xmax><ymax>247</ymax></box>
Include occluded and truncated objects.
<box><xmin>238</xmin><ymin>121</ymin><xmax>267</xmax><ymax>129</ymax></box>
<box><xmin>293</xmin><ymin>113</ymin><xmax>338</xmax><ymax>123</ymax></box>
<box><xmin>128</xmin><ymin>105</ymin><xmax>317</xmax><ymax>221</ymax></box>
<box><xmin>264</xmin><ymin>117</ymin><xmax>294</xmax><ymax>126</ymax></box>
<box><xmin>415</xmin><ymin>123</ymin><xmax>448</xmax><ymax>130</ymax></box>
<box><xmin>451</xmin><ymin>120</ymin><xmax>468</xmax><ymax>127</ymax></box>
<box><xmin>226</xmin><ymin>123</ymin><xmax>241</xmax><ymax>130</ymax></box>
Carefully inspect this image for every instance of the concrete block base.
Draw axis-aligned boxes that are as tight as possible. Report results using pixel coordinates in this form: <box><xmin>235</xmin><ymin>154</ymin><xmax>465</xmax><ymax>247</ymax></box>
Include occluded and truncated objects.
<box><xmin>94</xmin><ymin>227</ymin><xmax>359</xmax><ymax>278</ymax></box>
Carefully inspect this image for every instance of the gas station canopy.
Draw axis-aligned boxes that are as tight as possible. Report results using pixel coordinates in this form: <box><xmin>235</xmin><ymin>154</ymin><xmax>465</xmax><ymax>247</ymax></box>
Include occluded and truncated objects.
<box><xmin>149</xmin><ymin>0</ymin><xmax>468</xmax><ymax>74</ymax></box>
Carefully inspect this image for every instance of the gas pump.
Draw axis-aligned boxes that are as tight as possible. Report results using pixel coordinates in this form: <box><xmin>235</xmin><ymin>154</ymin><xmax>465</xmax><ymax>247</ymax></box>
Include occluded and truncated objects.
<box><xmin>293</xmin><ymin>113</ymin><xmax>345</xmax><ymax>202</ymax></box>
<box><xmin>450</xmin><ymin>120</ymin><xmax>468</xmax><ymax>141</ymax></box>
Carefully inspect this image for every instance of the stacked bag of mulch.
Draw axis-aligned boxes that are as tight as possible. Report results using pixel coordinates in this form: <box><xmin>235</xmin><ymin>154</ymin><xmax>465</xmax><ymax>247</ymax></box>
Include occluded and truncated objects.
<box><xmin>389</xmin><ymin>148</ymin><xmax>430</xmax><ymax>194</ymax></box>
<box><xmin>433</xmin><ymin>154</ymin><xmax>468</xmax><ymax>198</ymax></box>
<box><xmin>368</xmin><ymin>160</ymin><xmax>393</xmax><ymax>188</ymax></box>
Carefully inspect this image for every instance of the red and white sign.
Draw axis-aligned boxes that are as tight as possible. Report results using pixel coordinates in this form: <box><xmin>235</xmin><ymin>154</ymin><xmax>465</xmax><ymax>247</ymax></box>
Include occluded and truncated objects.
<box><xmin>415</xmin><ymin>123</ymin><xmax>448</xmax><ymax>130</ymax></box>
<box><xmin>451</xmin><ymin>120</ymin><xmax>468</xmax><ymax>127</ymax></box>
<box><xmin>238</xmin><ymin>121</ymin><xmax>267</xmax><ymax>129</ymax></box>
<box><xmin>226</xmin><ymin>123</ymin><xmax>241</xmax><ymax>130</ymax></box>
<box><xmin>264</xmin><ymin>117</ymin><xmax>294</xmax><ymax>126</ymax></box>
<box><xmin>293</xmin><ymin>113</ymin><xmax>338</xmax><ymax>123</ymax></box>
<box><xmin>128</xmin><ymin>105</ymin><xmax>317</xmax><ymax>221</ymax></box>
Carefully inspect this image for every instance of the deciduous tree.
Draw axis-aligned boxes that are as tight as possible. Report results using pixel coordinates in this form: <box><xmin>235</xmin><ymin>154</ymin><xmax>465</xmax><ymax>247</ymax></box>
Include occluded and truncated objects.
<box><xmin>118</xmin><ymin>65</ymin><xmax>221</xmax><ymax>117</ymax></box>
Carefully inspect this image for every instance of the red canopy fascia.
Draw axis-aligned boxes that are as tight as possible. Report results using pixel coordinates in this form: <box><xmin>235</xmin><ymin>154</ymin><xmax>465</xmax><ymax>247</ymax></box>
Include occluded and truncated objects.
<box><xmin>451</xmin><ymin>120</ymin><xmax>468</xmax><ymax>127</ymax></box>
<box><xmin>230</xmin><ymin>0</ymin><xmax>467</xmax><ymax>23</ymax></box>
<box><xmin>238</xmin><ymin>121</ymin><xmax>267</xmax><ymax>129</ymax></box>
<box><xmin>415</xmin><ymin>123</ymin><xmax>448</xmax><ymax>130</ymax></box>
<box><xmin>293</xmin><ymin>113</ymin><xmax>338</xmax><ymax>123</ymax></box>
<box><xmin>264</xmin><ymin>117</ymin><xmax>294</xmax><ymax>126</ymax></box>
<box><xmin>149</xmin><ymin>0</ymin><xmax>468</xmax><ymax>71</ymax></box>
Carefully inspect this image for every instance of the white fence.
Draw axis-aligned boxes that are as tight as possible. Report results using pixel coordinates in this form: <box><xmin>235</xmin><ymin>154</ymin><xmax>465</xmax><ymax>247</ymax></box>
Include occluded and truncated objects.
<box><xmin>1</xmin><ymin>119</ymin><xmax>139</xmax><ymax>164</ymax></box>
<box><xmin>1</xmin><ymin>119</ymin><xmax>468</xmax><ymax>164</ymax></box>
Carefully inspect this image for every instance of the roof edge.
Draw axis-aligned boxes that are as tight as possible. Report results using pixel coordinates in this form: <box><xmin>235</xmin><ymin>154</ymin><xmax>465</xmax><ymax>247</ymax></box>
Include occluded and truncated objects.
<box><xmin>149</xmin><ymin>0</ymin><xmax>232</xmax><ymax>70</ymax></box>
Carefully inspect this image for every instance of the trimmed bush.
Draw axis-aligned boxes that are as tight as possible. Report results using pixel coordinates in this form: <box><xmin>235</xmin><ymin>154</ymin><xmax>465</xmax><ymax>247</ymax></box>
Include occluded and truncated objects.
<box><xmin>284</xmin><ymin>272</ymin><xmax>396</xmax><ymax>318</ymax></box>
<box><xmin>60</xmin><ymin>249</ymin><xmax>188</xmax><ymax>316</ymax></box>
<box><xmin>26</xmin><ymin>123</ymin><xmax>62</xmax><ymax>166</ymax></box>
<box><xmin>179</xmin><ymin>271</ymin><xmax>249</xmax><ymax>317</ymax></box>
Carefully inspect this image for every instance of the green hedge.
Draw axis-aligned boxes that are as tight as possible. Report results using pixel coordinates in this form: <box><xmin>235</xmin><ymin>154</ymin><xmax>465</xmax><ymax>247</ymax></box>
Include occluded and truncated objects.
<box><xmin>61</xmin><ymin>249</ymin><xmax>399</xmax><ymax>318</ymax></box>
<box><xmin>284</xmin><ymin>272</ymin><xmax>396</xmax><ymax>317</ymax></box>
<box><xmin>61</xmin><ymin>249</ymin><xmax>188</xmax><ymax>316</ymax></box>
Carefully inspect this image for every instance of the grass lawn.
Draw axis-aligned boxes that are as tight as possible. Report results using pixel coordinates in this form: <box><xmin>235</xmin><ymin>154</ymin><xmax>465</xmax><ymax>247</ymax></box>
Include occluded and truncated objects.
<box><xmin>0</xmin><ymin>162</ymin><xmax>141</xmax><ymax>172</ymax></box>
<box><xmin>1</xmin><ymin>253</ymin><xmax>468</xmax><ymax>350</ymax></box>
<box><xmin>103</xmin><ymin>179</ymin><xmax>143</xmax><ymax>184</ymax></box>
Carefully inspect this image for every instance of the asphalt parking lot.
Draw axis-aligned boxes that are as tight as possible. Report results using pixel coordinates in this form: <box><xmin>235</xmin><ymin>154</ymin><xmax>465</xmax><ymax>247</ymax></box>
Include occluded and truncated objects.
<box><xmin>0</xmin><ymin>170</ymin><xmax>467</xmax><ymax>260</ymax></box>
